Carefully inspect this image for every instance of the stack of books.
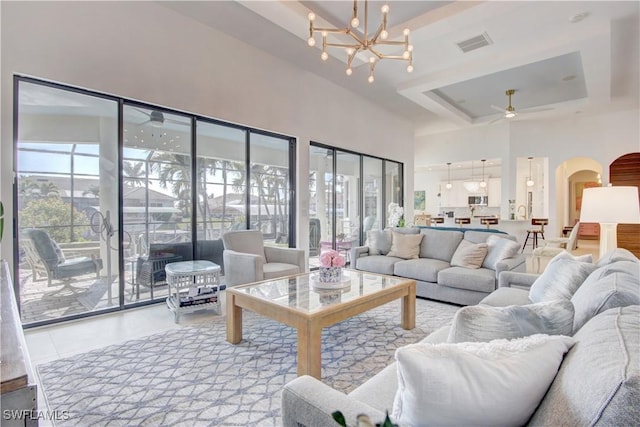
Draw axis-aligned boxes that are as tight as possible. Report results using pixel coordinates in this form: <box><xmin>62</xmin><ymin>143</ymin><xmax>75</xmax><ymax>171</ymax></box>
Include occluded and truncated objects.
<box><xmin>177</xmin><ymin>285</ymin><xmax>219</xmax><ymax>307</ymax></box>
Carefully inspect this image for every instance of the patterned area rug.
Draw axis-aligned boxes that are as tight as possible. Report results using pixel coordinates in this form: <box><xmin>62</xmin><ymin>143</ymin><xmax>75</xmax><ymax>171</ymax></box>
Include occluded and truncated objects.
<box><xmin>37</xmin><ymin>298</ymin><xmax>459</xmax><ymax>426</ymax></box>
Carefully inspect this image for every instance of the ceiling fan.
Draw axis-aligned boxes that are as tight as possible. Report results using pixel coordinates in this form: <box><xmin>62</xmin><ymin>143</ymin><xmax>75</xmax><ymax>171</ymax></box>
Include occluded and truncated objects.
<box><xmin>488</xmin><ymin>89</ymin><xmax>553</xmax><ymax>124</ymax></box>
<box><xmin>132</xmin><ymin>108</ymin><xmax>187</xmax><ymax>127</ymax></box>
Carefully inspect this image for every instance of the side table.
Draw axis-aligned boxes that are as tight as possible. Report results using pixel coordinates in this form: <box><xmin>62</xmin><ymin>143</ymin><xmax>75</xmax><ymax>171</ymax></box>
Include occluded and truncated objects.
<box><xmin>165</xmin><ymin>260</ymin><xmax>225</xmax><ymax>323</ymax></box>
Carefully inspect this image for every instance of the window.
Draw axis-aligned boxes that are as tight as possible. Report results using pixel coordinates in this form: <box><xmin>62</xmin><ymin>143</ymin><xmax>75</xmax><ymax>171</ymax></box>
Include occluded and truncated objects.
<box><xmin>309</xmin><ymin>143</ymin><xmax>403</xmax><ymax>269</ymax></box>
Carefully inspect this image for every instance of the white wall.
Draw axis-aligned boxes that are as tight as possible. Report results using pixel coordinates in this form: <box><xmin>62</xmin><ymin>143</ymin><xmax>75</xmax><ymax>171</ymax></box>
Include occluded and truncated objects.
<box><xmin>415</xmin><ymin>110</ymin><xmax>640</xmax><ymax>235</ymax></box>
<box><xmin>0</xmin><ymin>1</ymin><xmax>415</xmax><ymax>264</ymax></box>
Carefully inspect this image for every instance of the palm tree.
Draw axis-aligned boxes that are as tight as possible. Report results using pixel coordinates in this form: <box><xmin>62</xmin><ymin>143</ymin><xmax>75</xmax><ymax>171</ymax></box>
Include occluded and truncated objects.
<box><xmin>123</xmin><ymin>161</ymin><xmax>145</xmax><ymax>187</ymax></box>
<box><xmin>83</xmin><ymin>185</ymin><xmax>100</xmax><ymax>198</ymax></box>
<box><xmin>150</xmin><ymin>153</ymin><xmax>193</xmax><ymax>217</ymax></box>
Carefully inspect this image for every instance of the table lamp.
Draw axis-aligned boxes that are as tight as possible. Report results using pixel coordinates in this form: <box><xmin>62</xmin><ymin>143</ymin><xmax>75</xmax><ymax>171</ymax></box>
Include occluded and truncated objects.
<box><xmin>579</xmin><ymin>186</ymin><xmax>640</xmax><ymax>258</ymax></box>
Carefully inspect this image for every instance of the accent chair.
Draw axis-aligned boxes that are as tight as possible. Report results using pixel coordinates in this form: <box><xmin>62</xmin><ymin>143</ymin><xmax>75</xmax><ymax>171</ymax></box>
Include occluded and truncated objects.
<box><xmin>222</xmin><ymin>230</ymin><xmax>305</xmax><ymax>286</ymax></box>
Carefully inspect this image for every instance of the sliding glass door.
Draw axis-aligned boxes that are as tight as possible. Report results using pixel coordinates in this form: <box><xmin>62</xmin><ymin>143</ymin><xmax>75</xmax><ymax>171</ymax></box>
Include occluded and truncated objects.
<box><xmin>122</xmin><ymin>104</ymin><xmax>193</xmax><ymax>305</ymax></box>
<box><xmin>249</xmin><ymin>133</ymin><xmax>293</xmax><ymax>245</ymax></box>
<box><xmin>16</xmin><ymin>80</ymin><xmax>120</xmax><ymax>324</ymax></box>
<box><xmin>309</xmin><ymin>146</ymin><xmax>334</xmax><ymax>264</ymax></box>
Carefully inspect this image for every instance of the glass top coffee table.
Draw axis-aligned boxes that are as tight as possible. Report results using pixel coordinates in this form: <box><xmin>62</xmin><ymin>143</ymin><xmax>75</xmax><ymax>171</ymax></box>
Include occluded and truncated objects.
<box><xmin>226</xmin><ymin>269</ymin><xmax>416</xmax><ymax>379</ymax></box>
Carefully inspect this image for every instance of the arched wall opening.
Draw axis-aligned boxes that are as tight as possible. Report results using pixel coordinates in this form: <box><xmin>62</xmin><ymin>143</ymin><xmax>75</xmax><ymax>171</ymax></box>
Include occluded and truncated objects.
<box><xmin>554</xmin><ymin>157</ymin><xmax>603</xmax><ymax>230</ymax></box>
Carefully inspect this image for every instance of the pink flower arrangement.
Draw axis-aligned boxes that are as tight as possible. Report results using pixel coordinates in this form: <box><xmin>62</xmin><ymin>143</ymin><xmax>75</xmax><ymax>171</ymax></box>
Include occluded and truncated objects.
<box><xmin>319</xmin><ymin>250</ymin><xmax>346</xmax><ymax>268</ymax></box>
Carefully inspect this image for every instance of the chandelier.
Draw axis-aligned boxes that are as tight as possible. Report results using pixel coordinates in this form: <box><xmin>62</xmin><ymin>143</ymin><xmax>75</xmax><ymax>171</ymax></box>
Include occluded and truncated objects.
<box><xmin>307</xmin><ymin>0</ymin><xmax>414</xmax><ymax>83</ymax></box>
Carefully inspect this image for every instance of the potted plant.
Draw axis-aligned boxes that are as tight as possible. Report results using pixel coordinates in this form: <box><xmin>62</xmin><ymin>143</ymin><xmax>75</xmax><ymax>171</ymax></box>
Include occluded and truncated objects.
<box><xmin>318</xmin><ymin>249</ymin><xmax>346</xmax><ymax>282</ymax></box>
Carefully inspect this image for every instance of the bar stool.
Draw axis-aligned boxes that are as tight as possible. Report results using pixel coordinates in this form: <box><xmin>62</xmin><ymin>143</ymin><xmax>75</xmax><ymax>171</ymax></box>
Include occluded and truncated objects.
<box><xmin>480</xmin><ymin>217</ymin><xmax>499</xmax><ymax>229</ymax></box>
<box><xmin>431</xmin><ymin>217</ymin><xmax>444</xmax><ymax>226</ymax></box>
<box><xmin>521</xmin><ymin>218</ymin><xmax>548</xmax><ymax>252</ymax></box>
<box><xmin>455</xmin><ymin>217</ymin><xmax>471</xmax><ymax>227</ymax></box>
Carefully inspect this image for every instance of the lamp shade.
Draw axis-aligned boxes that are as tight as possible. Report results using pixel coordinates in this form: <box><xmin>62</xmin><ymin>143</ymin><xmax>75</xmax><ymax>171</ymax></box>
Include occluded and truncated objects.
<box><xmin>579</xmin><ymin>186</ymin><xmax>640</xmax><ymax>224</ymax></box>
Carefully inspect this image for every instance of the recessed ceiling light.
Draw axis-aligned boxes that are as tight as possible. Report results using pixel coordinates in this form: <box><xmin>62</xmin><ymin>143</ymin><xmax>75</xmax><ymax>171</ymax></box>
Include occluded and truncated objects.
<box><xmin>569</xmin><ymin>12</ymin><xmax>589</xmax><ymax>23</ymax></box>
<box><xmin>562</xmin><ymin>75</ymin><xmax>576</xmax><ymax>81</ymax></box>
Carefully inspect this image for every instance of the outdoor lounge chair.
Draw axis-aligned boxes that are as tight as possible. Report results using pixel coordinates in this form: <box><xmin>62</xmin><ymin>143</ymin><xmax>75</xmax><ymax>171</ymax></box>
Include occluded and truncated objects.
<box><xmin>21</xmin><ymin>229</ymin><xmax>103</xmax><ymax>286</ymax></box>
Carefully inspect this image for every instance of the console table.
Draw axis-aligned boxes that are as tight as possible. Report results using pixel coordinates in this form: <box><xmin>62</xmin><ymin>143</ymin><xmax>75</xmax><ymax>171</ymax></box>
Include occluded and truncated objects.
<box><xmin>1</xmin><ymin>260</ymin><xmax>38</xmax><ymax>426</ymax></box>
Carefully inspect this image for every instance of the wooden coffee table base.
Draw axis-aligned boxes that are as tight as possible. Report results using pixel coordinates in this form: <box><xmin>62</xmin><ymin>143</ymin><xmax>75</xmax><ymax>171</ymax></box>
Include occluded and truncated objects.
<box><xmin>226</xmin><ymin>277</ymin><xmax>415</xmax><ymax>379</ymax></box>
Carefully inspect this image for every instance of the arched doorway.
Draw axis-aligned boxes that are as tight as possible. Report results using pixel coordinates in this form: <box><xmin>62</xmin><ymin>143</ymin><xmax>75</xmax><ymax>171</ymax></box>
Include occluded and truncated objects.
<box><xmin>554</xmin><ymin>157</ymin><xmax>603</xmax><ymax>231</ymax></box>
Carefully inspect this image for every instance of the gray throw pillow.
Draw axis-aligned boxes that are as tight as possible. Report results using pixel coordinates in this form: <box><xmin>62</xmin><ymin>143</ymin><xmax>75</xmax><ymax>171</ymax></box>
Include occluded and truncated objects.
<box><xmin>482</xmin><ymin>234</ymin><xmax>520</xmax><ymax>270</ymax></box>
<box><xmin>447</xmin><ymin>299</ymin><xmax>575</xmax><ymax>343</ymax></box>
<box><xmin>529</xmin><ymin>252</ymin><xmax>597</xmax><ymax>303</ymax></box>
<box><xmin>450</xmin><ymin>240</ymin><xmax>488</xmax><ymax>269</ymax></box>
<box><xmin>570</xmin><ymin>272</ymin><xmax>640</xmax><ymax>333</ymax></box>
<box><xmin>366</xmin><ymin>230</ymin><xmax>392</xmax><ymax>255</ymax></box>
<box><xmin>595</xmin><ymin>247</ymin><xmax>638</xmax><ymax>268</ymax></box>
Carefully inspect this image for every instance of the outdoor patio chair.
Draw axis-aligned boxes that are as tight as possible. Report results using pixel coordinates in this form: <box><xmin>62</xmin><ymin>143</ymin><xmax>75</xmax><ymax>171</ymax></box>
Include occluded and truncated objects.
<box><xmin>135</xmin><ymin>242</ymin><xmax>189</xmax><ymax>298</ymax></box>
<box><xmin>21</xmin><ymin>229</ymin><xmax>103</xmax><ymax>286</ymax></box>
<box><xmin>222</xmin><ymin>229</ymin><xmax>305</xmax><ymax>286</ymax></box>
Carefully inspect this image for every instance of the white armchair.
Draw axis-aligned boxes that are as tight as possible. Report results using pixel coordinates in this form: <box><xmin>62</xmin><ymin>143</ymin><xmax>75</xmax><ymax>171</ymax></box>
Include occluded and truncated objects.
<box><xmin>532</xmin><ymin>222</ymin><xmax>580</xmax><ymax>272</ymax></box>
<box><xmin>222</xmin><ymin>230</ymin><xmax>306</xmax><ymax>286</ymax></box>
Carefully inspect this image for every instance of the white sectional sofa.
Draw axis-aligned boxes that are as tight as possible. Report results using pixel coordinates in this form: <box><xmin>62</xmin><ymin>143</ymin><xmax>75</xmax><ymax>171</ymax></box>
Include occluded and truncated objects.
<box><xmin>283</xmin><ymin>248</ymin><xmax>640</xmax><ymax>426</ymax></box>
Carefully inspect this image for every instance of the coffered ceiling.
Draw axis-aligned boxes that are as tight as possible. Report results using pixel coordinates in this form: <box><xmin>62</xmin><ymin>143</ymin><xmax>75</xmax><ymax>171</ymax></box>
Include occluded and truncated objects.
<box><xmin>161</xmin><ymin>1</ymin><xmax>638</xmax><ymax>135</ymax></box>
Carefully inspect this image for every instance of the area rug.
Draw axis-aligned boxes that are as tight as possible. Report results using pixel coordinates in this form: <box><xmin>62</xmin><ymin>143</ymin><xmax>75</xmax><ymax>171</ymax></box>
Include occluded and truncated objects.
<box><xmin>37</xmin><ymin>298</ymin><xmax>459</xmax><ymax>426</ymax></box>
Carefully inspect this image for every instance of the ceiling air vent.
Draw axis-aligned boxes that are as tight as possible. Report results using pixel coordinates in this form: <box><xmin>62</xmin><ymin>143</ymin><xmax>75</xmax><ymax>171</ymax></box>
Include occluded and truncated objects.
<box><xmin>456</xmin><ymin>32</ymin><xmax>493</xmax><ymax>53</ymax></box>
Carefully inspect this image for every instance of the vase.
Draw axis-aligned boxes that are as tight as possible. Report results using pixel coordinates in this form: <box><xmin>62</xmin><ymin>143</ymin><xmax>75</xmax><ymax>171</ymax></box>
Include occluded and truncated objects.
<box><xmin>318</xmin><ymin>266</ymin><xmax>342</xmax><ymax>283</ymax></box>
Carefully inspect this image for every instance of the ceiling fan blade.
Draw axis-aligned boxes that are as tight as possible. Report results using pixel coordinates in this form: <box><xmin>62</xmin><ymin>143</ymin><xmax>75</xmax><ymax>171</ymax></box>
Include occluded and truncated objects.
<box><xmin>132</xmin><ymin>107</ymin><xmax>152</xmax><ymax>118</ymax></box>
<box><xmin>519</xmin><ymin>106</ymin><xmax>554</xmax><ymax>114</ymax></box>
<box><xmin>165</xmin><ymin>118</ymin><xmax>189</xmax><ymax>126</ymax></box>
<box><xmin>490</xmin><ymin>105</ymin><xmax>505</xmax><ymax>113</ymax></box>
<box><xmin>487</xmin><ymin>116</ymin><xmax>504</xmax><ymax>125</ymax></box>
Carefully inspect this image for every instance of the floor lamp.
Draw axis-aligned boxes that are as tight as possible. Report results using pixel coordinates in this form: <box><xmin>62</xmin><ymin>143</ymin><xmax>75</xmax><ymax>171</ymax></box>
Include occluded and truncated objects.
<box><xmin>579</xmin><ymin>186</ymin><xmax>640</xmax><ymax>259</ymax></box>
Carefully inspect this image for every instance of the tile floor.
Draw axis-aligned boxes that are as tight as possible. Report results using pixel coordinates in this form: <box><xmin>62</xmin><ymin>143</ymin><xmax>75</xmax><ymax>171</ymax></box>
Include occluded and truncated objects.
<box><xmin>24</xmin><ymin>239</ymin><xmax>600</xmax><ymax>423</ymax></box>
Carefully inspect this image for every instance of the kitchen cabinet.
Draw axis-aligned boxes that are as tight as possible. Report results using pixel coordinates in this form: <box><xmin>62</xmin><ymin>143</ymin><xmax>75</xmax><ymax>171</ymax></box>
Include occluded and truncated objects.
<box><xmin>440</xmin><ymin>181</ymin><xmax>468</xmax><ymax>207</ymax></box>
<box><xmin>488</xmin><ymin>178</ymin><xmax>502</xmax><ymax>207</ymax></box>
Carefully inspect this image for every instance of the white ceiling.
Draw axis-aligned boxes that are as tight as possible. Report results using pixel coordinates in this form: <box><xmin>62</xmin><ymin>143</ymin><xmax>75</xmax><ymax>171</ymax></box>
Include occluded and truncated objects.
<box><xmin>160</xmin><ymin>1</ymin><xmax>640</xmax><ymax>135</ymax></box>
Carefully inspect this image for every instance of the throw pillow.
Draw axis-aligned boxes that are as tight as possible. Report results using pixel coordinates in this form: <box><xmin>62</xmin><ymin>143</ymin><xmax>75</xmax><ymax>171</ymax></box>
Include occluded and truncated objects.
<box><xmin>52</xmin><ymin>240</ymin><xmax>66</xmax><ymax>264</ymax></box>
<box><xmin>447</xmin><ymin>299</ymin><xmax>575</xmax><ymax>343</ymax></box>
<box><xmin>570</xmin><ymin>272</ymin><xmax>640</xmax><ymax>333</ymax></box>
<box><xmin>529</xmin><ymin>253</ymin><xmax>597</xmax><ymax>303</ymax></box>
<box><xmin>387</xmin><ymin>231</ymin><xmax>423</xmax><ymax>260</ymax></box>
<box><xmin>392</xmin><ymin>334</ymin><xmax>575</xmax><ymax>427</ymax></box>
<box><xmin>450</xmin><ymin>239</ymin><xmax>488</xmax><ymax>269</ymax></box>
<box><xmin>482</xmin><ymin>234</ymin><xmax>520</xmax><ymax>270</ymax></box>
<box><xmin>365</xmin><ymin>230</ymin><xmax>392</xmax><ymax>255</ymax></box>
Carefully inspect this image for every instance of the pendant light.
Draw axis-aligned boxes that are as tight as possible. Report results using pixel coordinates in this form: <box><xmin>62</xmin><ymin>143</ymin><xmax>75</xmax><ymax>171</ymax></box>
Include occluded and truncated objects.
<box><xmin>526</xmin><ymin>157</ymin><xmax>535</xmax><ymax>187</ymax></box>
<box><xmin>479</xmin><ymin>159</ymin><xmax>487</xmax><ymax>188</ymax></box>
<box><xmin>446</xmin><ymin>162</ymin><xmax>452</xmax><ymax>190</ymax></box>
